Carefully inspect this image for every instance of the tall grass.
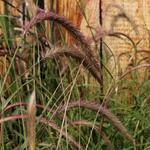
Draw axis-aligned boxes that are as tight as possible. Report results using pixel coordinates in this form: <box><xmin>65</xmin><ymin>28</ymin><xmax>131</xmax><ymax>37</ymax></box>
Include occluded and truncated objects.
<box><xmin>0</xmin><ymin>0</ymin><xmax>150</xmax><ymax>149</ymax></box>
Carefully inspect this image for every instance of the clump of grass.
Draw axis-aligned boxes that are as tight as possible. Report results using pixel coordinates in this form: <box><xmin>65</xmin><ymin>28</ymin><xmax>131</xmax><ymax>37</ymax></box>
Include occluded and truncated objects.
<box><xmin>0</xmin><ymin>0</ymin><xmax>150</xmax><ymax>150</ymax></box>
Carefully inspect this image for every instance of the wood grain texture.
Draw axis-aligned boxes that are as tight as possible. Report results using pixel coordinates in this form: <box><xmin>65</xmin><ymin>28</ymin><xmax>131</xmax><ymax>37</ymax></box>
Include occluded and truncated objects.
<box><xmin>102</xmin><ymin>0</ymin><xmax>150</xmax><ymax>75</ymax></box>
<box><xmin>56</xmin><ymin>0</ymin><xmax>89</xmax><ymax>45</ymax></box>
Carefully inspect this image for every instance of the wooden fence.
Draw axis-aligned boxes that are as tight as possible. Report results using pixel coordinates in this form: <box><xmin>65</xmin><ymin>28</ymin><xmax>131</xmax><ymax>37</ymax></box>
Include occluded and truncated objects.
<box><xmin>0</xmin><ymin>0</ymin><xmax>150</xmax><ymax>87</ymax></box>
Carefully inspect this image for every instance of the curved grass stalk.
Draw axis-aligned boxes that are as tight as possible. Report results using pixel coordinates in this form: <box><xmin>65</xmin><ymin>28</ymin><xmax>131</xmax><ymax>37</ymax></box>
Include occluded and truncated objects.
<box><xmin>120</xmin><ymin>63</ymin><xmax>150</xmax><ymax>80</ymax></box>
<box><xmin>0</xmin><ymin>115</ymin><xmax>82</xmax><ymax>149</ymax></box>
<box><xmin>3</xmin><ymin>99</ymin><xmax>134</xmax><ymax>144</ymax></box>
<box><xmin>57</xmin><ymin>100</ymin><xmax>135</xmax><ymax>144</ymax></box>
<box><xmin>105</xmin><ymin>3</ymin><xmax>138</xmax><ymax>34</ymax></box>
<box><xmin>65</xmin><ymin>119</ymin><xmax>113</xmax><ymax>150</ymax></box>
<box><xmin>45</xmin><ymin>46</ymin><xmax>102</xmax><ymax>84</ymax></box>
<box><xmin>23</xmin><ymin>11</ymin><xmax>102</xmax><ymax>84</ymax></box>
